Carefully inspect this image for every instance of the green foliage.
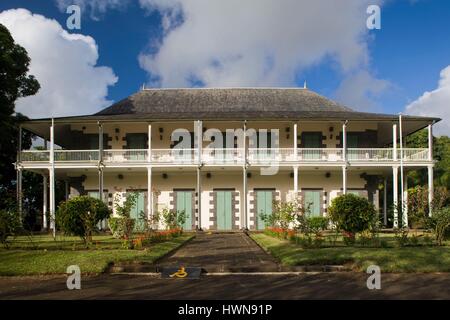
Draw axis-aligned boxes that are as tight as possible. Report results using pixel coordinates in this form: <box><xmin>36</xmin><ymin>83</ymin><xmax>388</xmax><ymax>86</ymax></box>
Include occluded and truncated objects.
<box><xmin>56</xmin><ymin>196</ymin><xmax>110</xmax><ymax>243</ymax></box>
<box><xmin>261</xmin><ymin>200</ymin><xmax>305</xmax><ymax>230</ymax></box>
<box><xmin>114</xmin><ymin>192</ymin><xmax>138</xmax><ymax>218</ymax></box>
<box><xmin>0</xmin><ymin>209</ymin><xmax>21</xmax><ymax>247</ymax></box>
<box><xmin>304</xmin><ymin>216</ymin><xmax>329</xmax><ymax>235</ymax></box>
<box><xmin>159</xmin><ymin>208</ymin><xmax>186</xmax><ymax>230</ymax></box>
<box><xmin>109</xmin><ymin>192</ymin><xmax>139</xmax><ymax>239</ymax></box>
<box><xmin>328</xmin><ymin>194</ymin><xmax>377</xmax><ymax>240</ymax></box>
<box><xmin>406</xmin><ymin>129</ymin><xmax>450</xmax><ymax>189</ymax></box>
<box><xmin>427</xmin><ymin>207</ymin><xmax>450</xmax><ymax>246</ymax></box>
<box><xmin>394</xmin><ymin>228</ymin><xmax>410</xmax><ymax>247</ymax></box>
<box><xmin>408</xmin><ymin>186</ymin><xmax>449</xmax><ymax>227</ymax></box>
<box><xmin>108</xmin><ymin>217</ymin><xmax>135</xmax><ymax>240</ymax></box>
<box><xmin>0</xmin><ymin>24</ymin><xmax>40</xmax><ymax>213</ymax></box>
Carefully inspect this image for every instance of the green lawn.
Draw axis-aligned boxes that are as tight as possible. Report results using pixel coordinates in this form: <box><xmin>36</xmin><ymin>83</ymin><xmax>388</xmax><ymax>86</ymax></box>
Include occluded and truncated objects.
<box><xmin>251</xmin><ymin>233</ymin><xmax>450</xmax><ymax>272</ymax></box>
<box><xmin>0</xmin><ymin>234</ymin><xmax>193</xmax><ymax>276</ymax></box>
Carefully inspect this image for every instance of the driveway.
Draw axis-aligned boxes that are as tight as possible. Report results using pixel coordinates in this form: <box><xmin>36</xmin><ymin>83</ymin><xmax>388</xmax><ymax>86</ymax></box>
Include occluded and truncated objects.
<box><xmin>1</xmin><ymin>273</ymin><xmax>449</xmax><ymax>299</ymax></box>
<box><xmin>154</xmin><ymin>232</ymin><xmax>280</xmax><ymax>273</ymax></box>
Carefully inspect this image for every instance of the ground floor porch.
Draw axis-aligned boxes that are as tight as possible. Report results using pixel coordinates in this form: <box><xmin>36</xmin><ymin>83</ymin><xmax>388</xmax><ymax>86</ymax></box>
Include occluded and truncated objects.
<box><xmin>19</xmin><ymin>164</ymin><xmax>434</xmax><ymax>231</ymax></box>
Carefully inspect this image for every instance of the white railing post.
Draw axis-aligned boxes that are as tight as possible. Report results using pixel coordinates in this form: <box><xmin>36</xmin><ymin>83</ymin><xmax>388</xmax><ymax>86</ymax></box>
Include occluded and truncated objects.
<box><xmin>393</xmin><ymin>123</ymin><xmax>397</xmax><ymax>161</ymax></box>
<box><xmin>342</xmin><ymin>121</ymin><xmax>347</xmax><ymax>162</ymax></box>
<box><xmin>428</xmin><ymin>124</ymin><xmax>433</xmax><ymax>161</ymax></box>
<box><xmin>196</xmin><ymin>120</ymin><xmax>202</xmax><ymax>165</ymax></box>
<box><xmin>148</xmin><ymin>123</ymin><xmax>152</xmax><ymax>163</ymax></box>
<box><xmin>293</xmin><ymin>122</ymin><xmax>298</xmax><ymax>161</ymax></box>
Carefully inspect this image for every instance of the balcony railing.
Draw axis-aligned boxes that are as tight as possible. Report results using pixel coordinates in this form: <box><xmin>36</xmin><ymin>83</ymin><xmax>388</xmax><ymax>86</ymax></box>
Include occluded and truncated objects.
<box><xmin>19</xmin><ymin>148</ymin><xmax>431</xmax><ymax>165</ymax></box>
<box><xmin>151</xmin><ymin>148</ymin><xmax>198</xmax><ymax>164</ymax></box>
<box><xmin>103</xmin><ymin>149</ymin><xmax>148</xmax><ymax>162</ymax></box>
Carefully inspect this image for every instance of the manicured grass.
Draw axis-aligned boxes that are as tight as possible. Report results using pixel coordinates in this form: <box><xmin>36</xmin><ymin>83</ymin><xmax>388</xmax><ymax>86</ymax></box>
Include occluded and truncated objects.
<box><xmin>251</xmin><ymin>233</ymin><xmax>450</xmax><ymax>272</ymax></box>
<box><xmin>5</xmin><ymin>234</ymin><xmax>125</xmax><ymax>250</ymax></box>
<box><xmin>0</xmin><ymin>234</ymin><xmax>193</xmax><ymax>276</ymax></box>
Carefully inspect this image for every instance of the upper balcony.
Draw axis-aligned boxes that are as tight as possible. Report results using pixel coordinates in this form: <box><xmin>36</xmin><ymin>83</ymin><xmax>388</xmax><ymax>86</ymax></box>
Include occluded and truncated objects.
<box><xmin>19</xmin><ymin>147</ymin><xmax>431</xmax><ymax>167</ymax></box>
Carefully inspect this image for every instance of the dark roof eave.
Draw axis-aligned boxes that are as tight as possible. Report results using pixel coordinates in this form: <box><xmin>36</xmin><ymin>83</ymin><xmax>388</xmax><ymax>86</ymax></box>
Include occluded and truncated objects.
<box><xmin>20</xmin><ymin>113</ymin><xmax>441</xmax><ymax>124</ymax></box>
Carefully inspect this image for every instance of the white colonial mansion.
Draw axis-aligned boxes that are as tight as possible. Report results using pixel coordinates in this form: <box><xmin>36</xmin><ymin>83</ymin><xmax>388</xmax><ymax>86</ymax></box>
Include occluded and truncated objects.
<box><xmin>16</xmin><ymin>88</ymin><xmax>438</xmax><ymax>231</ymax></box>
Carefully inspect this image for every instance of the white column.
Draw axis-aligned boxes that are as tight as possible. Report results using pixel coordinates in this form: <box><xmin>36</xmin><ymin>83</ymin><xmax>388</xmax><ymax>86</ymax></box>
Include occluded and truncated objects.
<box><xmin>49</xmin><ymin>119</ymin><xmax>56</xmax><ymax>237</ymax></box>
<box><xmin>428</xmin><ymin>124</ymin><xmax>433</xmax><ymax>161</ymax></box>
<box><xmin>402</xmin><ymin>172</ymin><xmax>408</xmax><ymax>228</ymax></box>
<box><xmin>243</xmin><ymin>166</ymin><xmax>248</xmax><ymax>230</ymax></box>
<box><xmin>342</xmin><ymin>166</ymin><xmax>347</xmax><ymax>194</ymax></box>
<box><xmin>342</xmin><ymin>121</ymin><xmax>347</xmax><ymax>161</ymax></box>
<box><xmin>197</xmin><ymin>167</ymin><xmax>202</xmax><ymax>230</ymax></box>
<box><xmin>17</xmin><ymin>169</ymin><xmax>22</xmax><ymax>220</ymax></box>
<box><xmin>17</xmin><ymin>125</ymin><xmax>23</xmax><ymax>220</ymax></box>
<box><xmin>393</xmin><ymin>124</ymin><xmax>398</xmax><ymax>161</ymax></box>
<box><xmin>427</xmin><ymin>123</ymin><xmax>433</xmax><ymax>217</ymax></box>
<box><xmin>242</xmin><ymin>120</ymin><xmax>248</xmax><ymax>230</ymax></box>
<box><xmin>383</xmin><ymin>178</ymin><xmax>387</xmax><ymax>226</ymax></box>
<box><xmin>293</xmin><ymin>122</ymin><xmax>298</xmax><ymax>161</ymax></box>
<box><xmin>43</xmin><ymin>174</ymin><xmax>48</xmax><ymax>230</ymax></box>
<box><xmin>428</xmin><ymin>165</ymin><xmax>434</xmax><ymax>217</ymax></box>
<box><xmin>147</xmin><ymin>167</ymin><xmax>152</xmax><ymax>223</ymax></box>
<box><xmin>393</xmin><ymin>166</ymin><xmax>399</xmax><ymax>228</ymax></box>
<box><xmin>399</xmin><ymin>115</ymin><xmax>405</xmax><ymax>225</ymax></box>
<box><xmin>243</xmin><ymin>120</ymin><xmax>247</xmax><ymax>165</ymax></box>
<box><xmin>65</xmin><ymin>180</ymin><xmax>69</xmax><ymax>200</ymax></box>
<box><xmin>293</xmin><ymin>166</ymin><xmax>298</xmax><ymax>195</ymax></box>
<box><xmin>98</xmin><ymin>169</ymin><xmax>103</xmax><ymax>201</ymax></box>
<box><xmin>196</xmin><ymin>120</ymin><xmax>202</xmax><ymax>164</ymax></box>
<box><xmin>148</xmin><ymin>123</ymin><xmax>152</xmax><ymax>162</ymax></box>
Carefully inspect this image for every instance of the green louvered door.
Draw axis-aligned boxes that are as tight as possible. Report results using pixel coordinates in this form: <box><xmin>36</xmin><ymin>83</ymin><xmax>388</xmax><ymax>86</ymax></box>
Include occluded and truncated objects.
<box><xmin>216</xmin><ymin>190</ymin><xmax>233</xmax><ymax>230</ymax></box>
<box><xmin>304</xmin><ymin>190</ymin><xmax>321</xmax><ymax>217</ymax></box>
<box><xmin>303</xmin><ymin>133</ymin><xmax>322</xmax><ymax>159</ymax></box>
<box><xmin>129</xmin><ymin>191</ymin><xmax>145</xmax><ymax>231</ymax></box>
<box><xmin>347</xmin><ymin>133</ymin><xmax>359</xmax><ymax>160</ymax></box>
<box><xmin>256</xmin><ymin>190</ymin><xmax>273</xmax><ymax>230</ymax></box>
<box><xmin>88</xmin><ymin>191</ymin><xmax>108</xmax><ymax>230</ymax></box>
<box><xmin>126</xmin><ymin>134</ymin><xmax>147</xmax><ymax>160</ymax></box>
<box><xmin>176</xmin><ymin>191</ymin><xmax>193</xmax><ymax>230</ymax></box>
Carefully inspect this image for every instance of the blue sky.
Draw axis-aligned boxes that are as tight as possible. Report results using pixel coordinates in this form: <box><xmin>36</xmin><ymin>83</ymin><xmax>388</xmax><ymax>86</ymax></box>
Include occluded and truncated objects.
<box><xmin>0</xmin><ymin>0</ymin><xmax>449</xmax><ymax>134</ymax></box>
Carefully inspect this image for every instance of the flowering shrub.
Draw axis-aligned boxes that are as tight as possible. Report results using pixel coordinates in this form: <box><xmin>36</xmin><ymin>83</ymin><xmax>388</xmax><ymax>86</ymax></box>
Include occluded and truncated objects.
<box><xmin>264</xmin><ymin>227</ymin><xmax>293</xmax><ymax>240</ymax></box>
<box><xmin>142</xmin><ymin>228</ymin><xmax>183</xmax><ymax>246</ymax></box>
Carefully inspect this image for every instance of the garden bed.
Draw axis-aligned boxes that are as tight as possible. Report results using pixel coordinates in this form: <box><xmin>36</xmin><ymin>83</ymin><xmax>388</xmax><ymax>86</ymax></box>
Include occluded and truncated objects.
<box><xmin>0</xmin><ymin>233</ymin><xmax>194</xmax><ymax>276</ymax></box>
<box><xmin>251</xmin><ymin>233</ymin><xmax>450</xmax><ymax>273</ymax></box>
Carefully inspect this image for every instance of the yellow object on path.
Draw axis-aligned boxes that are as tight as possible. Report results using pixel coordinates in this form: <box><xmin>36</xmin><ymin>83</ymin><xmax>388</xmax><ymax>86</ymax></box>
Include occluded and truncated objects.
<box><xmin>169</xmin><ymin>266</ymin><xmax>188</xmax><ymax>278</ymax></box>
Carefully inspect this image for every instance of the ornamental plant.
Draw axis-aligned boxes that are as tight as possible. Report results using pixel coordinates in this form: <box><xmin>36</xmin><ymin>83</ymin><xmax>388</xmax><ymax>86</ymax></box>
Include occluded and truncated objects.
<box><xmin>328</xmin><ymin>194</ymin><xmax>377</xmax><ymax>242</ymax></box>
<box><xmin>426</xmin><ymin>207</ymin><xmax>450</xmax><ymax>245</ymax></box>
<box><xmin>109</xmin><ymin>192</ymin><xmax>139</xmax><ymax>239</ymax></box>
<box><xmin>0</xmin><ymin>209</ymin><xmax>21</xmax><ymax>248</ymax></box>
<box><xmin>56</xmin><ymin>196</ymin><xmax>111</xmax><ymax>244</ymax></box>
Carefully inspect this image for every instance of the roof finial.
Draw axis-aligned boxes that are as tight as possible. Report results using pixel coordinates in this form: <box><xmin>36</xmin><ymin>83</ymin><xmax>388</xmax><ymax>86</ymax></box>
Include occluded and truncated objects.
<box><xmin>303</xmin><ymin>80</ymin><xmax>307</xmax><ymax>89</ymax></box>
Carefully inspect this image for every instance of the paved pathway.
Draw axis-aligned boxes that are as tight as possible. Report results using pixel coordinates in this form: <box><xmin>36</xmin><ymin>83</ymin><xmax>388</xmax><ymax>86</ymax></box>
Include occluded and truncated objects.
<box><xmin>1</xmin><ymin>273</ymin><xmax>449</xmax><ymax>299</ymax></box>
<box><xmin>154</xmin><ymin>232</ymin><xmax>279</xmax><ymax>272</ymax></box>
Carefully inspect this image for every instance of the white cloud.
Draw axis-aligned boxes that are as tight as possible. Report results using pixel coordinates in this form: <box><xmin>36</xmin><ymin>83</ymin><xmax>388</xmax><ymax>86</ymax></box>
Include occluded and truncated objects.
<box><xmin>0</xmin><ymin>8</ymin><xmax>118</xmax><ymax>118</ymax></box>
<box><xmin>334</xmin><ymin>70</ymin><xmax>390</xmax><ymax>112</ymax></box>
<box><xmin>138</xmin><ymin>0</ymin><xmax>385</xmax><ymax>102</ymax></box>
<box><xmin>54</xmin><ymin>0</ymin><xmax>128</xmax><ymax>20</ymax></box>
<box><xmin>405</xmin><ymin>65</ymin><xmax>450</xmax><ymax>136</ymax></box>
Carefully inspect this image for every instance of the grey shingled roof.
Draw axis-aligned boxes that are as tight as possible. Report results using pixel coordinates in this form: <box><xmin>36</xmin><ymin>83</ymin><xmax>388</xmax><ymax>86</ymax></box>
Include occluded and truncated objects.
<box><xmin>96</xmin><ymin>87</ymin><xmax>354</xmax><ymax>116</ymax></box>
<box><xmin>24</xmin><ymin>88</ymin><xmax>440</xmax><ymax>123</ymax></box>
